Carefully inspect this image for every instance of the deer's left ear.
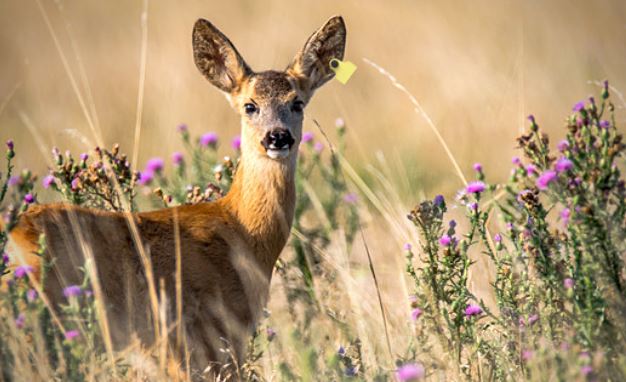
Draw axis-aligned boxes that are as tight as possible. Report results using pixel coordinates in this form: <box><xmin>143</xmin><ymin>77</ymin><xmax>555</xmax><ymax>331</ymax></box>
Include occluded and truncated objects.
<box><xmin>287</xmin><ymin>16</ymin><xmax>346</xmax><ymax>94</ymax></box>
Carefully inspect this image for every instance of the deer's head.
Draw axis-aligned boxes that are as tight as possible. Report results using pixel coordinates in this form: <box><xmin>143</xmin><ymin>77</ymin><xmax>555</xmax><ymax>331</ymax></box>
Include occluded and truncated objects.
<box><xmin>192</xmin><ymin>16</ymin><xmax>346</xmax><ymax>161</ymax></box>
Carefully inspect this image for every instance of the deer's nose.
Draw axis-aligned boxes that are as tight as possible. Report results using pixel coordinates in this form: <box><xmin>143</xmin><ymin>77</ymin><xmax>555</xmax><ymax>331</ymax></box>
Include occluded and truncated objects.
<box><xmin>261</xmin><ymin>129</ymin><xmax>295</xmax><ymax>150</ymax></box>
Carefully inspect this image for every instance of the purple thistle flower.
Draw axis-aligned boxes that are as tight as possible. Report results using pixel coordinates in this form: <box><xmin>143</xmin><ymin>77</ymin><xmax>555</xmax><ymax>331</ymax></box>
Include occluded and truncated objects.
<box><xmin>231</xmin><ymin>136</ymin><xmax>241</xmax><ymax>151</ymax></box>
<box><xmin>525</xmin><ymin>164</ymin><xmax>537</xmax><ymax>176</ymax></box>
<box><xmin>433</xmin><ymin>194</ymin><xmax>444</xmax><ymax>206</ymax></box>
<box><xmin>171</xmin><ymin>152</ymin><xmax>184</xmax><ymax>166</ymax></box>
<box><xmin>466</xmin><ymin>181</ymin><xmax>486</xmax><ymax>194</ymax></box>
<box><xmin>512</xmin><ymin>156</ymin><xmax>521</xmax><ymax>166</ymax></box>
<box><xmin>7</xmin><ymin>176</ymin><xmax>20</xmax><ymax>187</ymax></box>
<box><xmin>599</xmin><ymin>120</ymin><xmax>610</xmax><ymax>128</ymax></box>
<box><xmin>528</xmin><ymin>314</ymin><xmax>539</xmax><ymax>325</ymax></box>
<box><xmin>465</xmin><ymin>304</ymin><xmax>482</xmax><ymax>317</ymax></box>
<box><xmin>15</xmin><ymin>313</ymin><xmax>25</xmax><ymax>329</ymax></box>
<box><xmin>266</xmin><ymin>327</ymin><xmax>276</xmax><ymax>341</ymax></box>
<box><xmin>302</xmin><ymin>132</ymin><xmax>314</xmax><ymax>143</ymax></box>
<box><xmin>145</xmin><ymin>158</ymin><xmax>164</xmax><ymax>173</ymax></box>
<box><xmin>555</xmin><ymin>157</ymin><xmax>573</xmax><ymax>173</ymax></box>
<box><xmin>200</xmin><ymin>132</ymin><xmax>218</xmax><ymax>147</ymax></box>
<box><xmin>42</xmin><ymin>175</ymin><xmax>55</xmax><ymax>189</ymax></box>
<box><xmin>572</xmin><ymin>101</ymin><xmax>585</xmax><ymax>112</ymax></box>
<box><xmin>469</xmin><ymin>202</ymin><xmax>478</xmax><ymax>212</ymax></box>
<box><xmin>71</xmin><ymin>177</ymin><xmax>80</xmax><ymax>190</ymax></box>
<box><xmin>411</xmin><ymin>307</ymin><xmax>423</xmax><ymax>321</ymax></box>
<box><xmin>80</xmin><ymin>153</ymin><xmax>89</xmax><ymax>162</ymax></box>
<box><xmin>2</xmin><ymin>252</ymin><xmax>9</xmax><ymax>265</ymax></box>
<box><xmin>403</xmin><ymin>243</ymin><xmax>412</xmax><ymax>251</ymax></box>
<box><xmin>137</xmin><ymin>171</ymin><xmax>154</xmax><ymax>186</ymax></box>
<box><xmin>343</xmin><ymin>192</ymin><xmax>358</xmax><ymax>204</ymax></box>
<box><xmin>564</xmin><ymin>278</ymin><xmax>575</xmax><ymax>289</ymax></box>
<box><xmin>23</xmin><ymin>193</ymin><xmax>35</xmax><ymax>204</ymax></box>
<box><xmin>439</xmin><ymin>234</ymin><xmax>452</xmax><ymax>247</ymax></box>
<box><xmin>177</xmin><ymin>123</ymin><xmax>188</xmax><ymax>133</ymax></box>
<box><xmin>27</xmin><ymin>289</ymin><xmax>38</xmax><ymax>302</ymax></box>
<box><xmin>581</xmin><ymin>365</ymin><xmax>593</xmax><ymax>376</ymax></box>
<box><xmin>14</xmin><ymin>265</ymin><xmax>34</xmax><ymax>279</ymax></box>
<box><xmin>63</xmin><ymin>285</ymin><xmax>82</xmax><ymax>298</ymax></box>
<box><xmin>561</xmin><ymin>208</ymin><xmax>571</xmax><ymax>226</ymax></box>
<box><xmin>557</xmin><ymin>139</ymin><xmax>569</xmax><ymax>152</ymax></box>
<box><xmin>64</xmin><ymin>330</ymin><xmax>80</xmax><ymax>341</ymax></box>
<box><xmin>338</xmin><ymin>346</ymin><xmax>346</xmax><ymax>357</ymax></box>
<box><xmin>395</xmin><ymin>363</ymin><xmax>425</xmax><ymax>381</ymax></box>
<box><xmin>449</xmin><ymin>220</ymin><xmax>457</xmax><ymax>228</ymax></box>
<box><xmin>313</xmin><ymin>142</ymin><xmax>324</xmax><ymax>153</ymax></box>
<box><xmin>472</xmin><ymin>163</ymin><xmax>482</xmax><ymax>172</ymax></box>
<box><xmin>494</xmin><ymin>233</ymin><xmax>502</xmax><ymax>243</ymax></box>
<box><xmin>6</xmin><ymin>139</ymin><xmax>14</xmax><ymax>150</ymax></box>
<box><xmin>536</xmin><ymin>170</ymin><xmax>557</xmax><ymax>190</ymax></box>
<box><xmin>522</xmin><ymin>350</ymin><xmax>533</xmax><ymax>361</ymax></box>
<box><xmin>527</xmin><ymin>115</ymin><xmax>535</xmax><ymax>124</ymax></box>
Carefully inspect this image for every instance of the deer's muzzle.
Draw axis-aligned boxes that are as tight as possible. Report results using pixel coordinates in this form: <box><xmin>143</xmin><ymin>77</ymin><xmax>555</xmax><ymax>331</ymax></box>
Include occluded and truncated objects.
<box><xmin>261</xmin><ymin>129</ymin><xmax>295</xmax><ymax>159</ymax></box>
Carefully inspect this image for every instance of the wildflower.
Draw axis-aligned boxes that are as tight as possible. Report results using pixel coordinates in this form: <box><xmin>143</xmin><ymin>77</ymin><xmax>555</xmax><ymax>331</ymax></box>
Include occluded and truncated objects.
<box><xmin>137</xmin><ymin>171</ymin><xmax>154</xmax><ymax>186</ymax></box>
<box><xmin>465</xmin><ymin>304</ymin><xmax>482</xmax><ymax>317</ymax></box>
<box><xmin>564</xmin><ymin>278</ymin><xmax>575</xmax><ymax>289</ymax></box>
<box><xmin>42</xmin><ymin>175</ymin><xmax>55</xmax><ymax>189</ymax></box>
<box><xmin>64</xmin><ymin>330</ymin><xmax>80</xmax><ymax>341</ymax></box>
<box><xmin>395</xmin><ymin>363</ymin><xmax>425</xmax><ymax>381</ymax></box>
<box><xmin>80</xmin><ymin>153</ymin><xmax>89</xmax><ymax>162</ymax></box>
<box><xmin>557</xmin><ymin>139</ymin><xmax>569</xmax><ymax>152</ymax></box>
<box><xmin>536</xmin><ymin>170</ymin><xmax>557</xmax><ymax>190</ymax></box>
<box><xmin>15</xmin><ymin>313</ymin><xmax>25</xmax><ymax>329</ymax></box>
<box><xmin>449</xmin><ymin>220</ymin><xmax>456</xmax><ymax>228</ymax></box>
<box><xmin>14</xmin><ymin>265</ymin><xmax>34</xmax><ymax>279</ymax></box>
<box><xmin>335</xmin><ymin>118</ymin><xmax>345</xmax><ymax>129</ymax></box>
<box><xmin>572</xmin><ymin>101</ymin><xmax>585</xmax><ymax>112</ymax></box>
<box><xmin>345</xmin><ymin>366</ymin><xmax>357</xmax><ymax>376</ymax></box>
<box><xmin>7</xmin><ymin>176</ymin><xmax>20</xmax><ymax>187</ymax></box>
<box><xmin>302</xmin><ymin>132</ymin><xmax>314</xmax><ymax>143</ymax></box>
<box><xmin>266</xmin><ymin>327</ymin><xmax>276</xmax><ymax>341</ymax></box>
<box><xmin>469</xmin><ymin>202</ymin><xmax>478</xmax><ymax>212</ymax></box>
<box><xmin>231</xmin><ymin>136</ymin><xmax>241</xmax><ymax>150</ymax></box>
<box><xmin>145</xmin><ymin>158</ymin><xmax>164</xmax><ymax>173</ymax></box>
<box><xmin>466</xmin><ymin>181</ymin><xmax>486</xmax><ymax>194</ymax></box>
<box><xmin>411</xmin><ymin>307</ymin><xmax>423</xmax><ymax>321</ymax></box>
<box><xmin>472</xmin><ymin>163</ymin><xmax>482</xmax><ymax>172</ymax></box>
<box><xmin>599</xmin><ymin>120</ymin><xmax>610</xmax><ymax>128</ymax></box>
<box><xmin>343</xmin><ymin>192</ymin><xmax>358</xmax><ymax>204</ymax></box>
<box><xmin>561</xmin><ymin>208</ymin><xmax>571</xmax><ymax>226</ymax></box>
<box><xmin>522</xmin><ymin>350</ymin><xmax>533</xmax><ymax>361</ymax></box>
<box><xmin>6</xmin><ymin>139</ymin><xmax>14</xmax><ymax>151</ymax></box>
<box><xmin>338</xmin><ymin>346</ymin><xmax>346</xmax><ymax>357</ymax></box>
<box><xmin>200</xmin><ymin>132</ymin><xmax>218</xmax><ymax>147</ymax></box>
<box><xmin>27</xmin><ymin>289</ymin><xmax>38</xmax><ymax>302</ymax></box>
<box><xmin>177</xmin><ymin>123</ymin><xmax>188</xmax><ymax>133</ymax></box>
<box><xmin>580</xmin><ymin>365</ymin><xmax>593</xmax><ymax>377</ymax></box>
<box><xmin>555</xmin><ymin>157</ymin><xmax>573</xmax><ymax>173</ymax></box>
<box><xmin>71</xmin><ymin>177</ymin><xmax>81</xmax><ymax>190</ymax></box>
<box><xmin>2</xmin><ymin>252</ymin><xmax>8</xmax><ymax>265</ymax></box>
<box><xmin>494</xmin><ymin>233</ymin><xmax>502</xmax><ymax>243</ymax></box>
<box><xmin>602</xmin><ymin>80</ymin><xmax>610</xmax><ymax>99</ymax></box>
<box><xmin>403</xmin><ymin>243</ymin><xmax>412</xmax><ymax>251</ymax></box>
<box><xmin>528</xmin><ymin>314</ymin><xmax>539</xmax><ymax>325</ymax></box>
<box><xmin>527</xmin><ymin>115</ymin><xmax>535</xmax><ymax>124</ymax></box>
<box><xmin>171</xmin><ymin>152</ymin><xmax>184</xmax><ymax>166</ymax></box>
<box><xmin>433</xmin><ymin>194</ymin><xmax>444</xmax><ymax>206</ymax></box>
<box><xmin>63</xmin><ymin>285</ymin><xmax>82</xmax><ymax>298</ymax></box>
<box><xmin>313</xmin><ymin>142</ymin><xmax>324</xmax><ymax>153</ymax></box>
<box><xmin>525</xmin><ymin>164</ymin><xmax>537</xmax><ymax>176</ymax></box>
<box><xmin>512</xmin><ymin>156</ymin><xmax>521</xmax><ymax>165</ymax></box>
<box><xmin>439</xmin><ymin>234</ymin><xmax>452</xmax><ymax>247</ymax></box>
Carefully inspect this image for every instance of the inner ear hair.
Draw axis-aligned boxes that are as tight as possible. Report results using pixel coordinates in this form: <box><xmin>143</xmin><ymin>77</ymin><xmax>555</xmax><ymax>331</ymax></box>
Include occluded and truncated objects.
<box><xmin>192</xmin><ymin>18</ymin><xmax>252</xmax><ymax>93</ymax></box>
<box><xmin>287</xmin><ymin>16</ymin><xmax>347</xmax><ymax>93</ymax></box>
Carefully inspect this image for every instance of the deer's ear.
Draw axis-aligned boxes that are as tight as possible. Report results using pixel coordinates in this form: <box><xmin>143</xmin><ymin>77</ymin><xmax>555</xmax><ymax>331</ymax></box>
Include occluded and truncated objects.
<box><xmin>287</xmin><ymin>16</ymin><xmax>346</xmax><ymax>93</ymax></box>
<box><xmin>192</xmin><ymin>19</ymin><xmax>252</xmax><ymax>93</ymax></box>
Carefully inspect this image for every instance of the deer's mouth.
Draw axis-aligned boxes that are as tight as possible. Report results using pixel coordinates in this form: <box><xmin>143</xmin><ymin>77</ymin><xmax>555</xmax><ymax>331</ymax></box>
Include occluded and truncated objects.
<box><xmin>261</xmin><ymin>130</ymin><xmax>295</xmax><ymax>159</ymax></box>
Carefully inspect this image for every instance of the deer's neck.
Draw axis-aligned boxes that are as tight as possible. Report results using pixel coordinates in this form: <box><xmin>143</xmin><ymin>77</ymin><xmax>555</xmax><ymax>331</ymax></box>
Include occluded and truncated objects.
<box><xmin>222</xmin><ymin>150</ymin><xmax>297</xmax><ymax>269</ymax></box>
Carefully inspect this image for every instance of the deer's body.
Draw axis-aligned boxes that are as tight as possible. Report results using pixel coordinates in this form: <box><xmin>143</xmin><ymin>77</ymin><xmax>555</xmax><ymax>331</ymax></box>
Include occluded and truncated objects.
<box><xmin>7</xmin><ymin>16</ymin><xmax>346</xmax><ymax>376</ymax></box>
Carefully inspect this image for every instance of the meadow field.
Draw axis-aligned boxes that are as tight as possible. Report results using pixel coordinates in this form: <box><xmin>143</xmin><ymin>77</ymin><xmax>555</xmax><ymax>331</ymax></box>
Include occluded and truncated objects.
<box><xmin>1</xmin><ymin>1</ymin><xmax>626</xmax><ymax>381</ymax></box>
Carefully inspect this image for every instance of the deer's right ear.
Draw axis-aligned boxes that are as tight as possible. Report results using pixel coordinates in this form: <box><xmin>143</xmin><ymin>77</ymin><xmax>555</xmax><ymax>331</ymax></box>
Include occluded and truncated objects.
<box><xmin>192</xmin><ymin>19</ymin><xmax>252</xmax><ymax>93</ymax></box>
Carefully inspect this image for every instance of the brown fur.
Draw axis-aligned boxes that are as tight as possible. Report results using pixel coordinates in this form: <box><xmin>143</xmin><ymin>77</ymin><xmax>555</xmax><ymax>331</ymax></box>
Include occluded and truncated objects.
<box><xmin>7</xmin><ymin>15</ymin><xmax>346</xmax><ymax>377</ymax></box>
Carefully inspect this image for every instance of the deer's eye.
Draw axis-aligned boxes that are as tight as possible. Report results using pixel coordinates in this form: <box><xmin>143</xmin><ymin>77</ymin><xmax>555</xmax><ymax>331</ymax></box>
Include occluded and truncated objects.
<box><xmin>292</xmin><ymin>100</ymin><xmax>305</xmax><ymax>113</ymax></box>
<box><xmin>244</xmin><ymin>103</ymin><xmax>257</xmax><ymax>114</ymax></box>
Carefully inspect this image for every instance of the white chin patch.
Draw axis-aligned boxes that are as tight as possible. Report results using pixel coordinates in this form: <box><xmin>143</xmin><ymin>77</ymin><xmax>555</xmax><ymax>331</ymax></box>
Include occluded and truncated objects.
<box><xmin>266</xmin><ymin>148</ymin><xmax>290</xmax><ymax>159</ymax></box>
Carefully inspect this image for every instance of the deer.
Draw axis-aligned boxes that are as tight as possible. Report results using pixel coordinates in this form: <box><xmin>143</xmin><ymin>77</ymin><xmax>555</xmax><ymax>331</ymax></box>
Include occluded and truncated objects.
<box><xmin>5</xmin><ymin>15</ymin><xmax>346</xmax><ymax>378</ymax></box>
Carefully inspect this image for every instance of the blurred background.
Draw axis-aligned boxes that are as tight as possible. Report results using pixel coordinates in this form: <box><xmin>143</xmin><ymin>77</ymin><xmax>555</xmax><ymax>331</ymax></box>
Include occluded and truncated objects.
<box><xmin>1</xmin><ymin>0</ymin><xmax>625</xmax><ymax>198</ymax></box>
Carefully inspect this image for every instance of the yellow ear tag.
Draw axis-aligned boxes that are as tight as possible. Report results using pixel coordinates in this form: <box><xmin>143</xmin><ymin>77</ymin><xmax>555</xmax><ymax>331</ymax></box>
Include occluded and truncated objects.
<box><xmin>329</xmin><ymin>58</ymin><xmax>356</xmax><ymax>84</ymax></box>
